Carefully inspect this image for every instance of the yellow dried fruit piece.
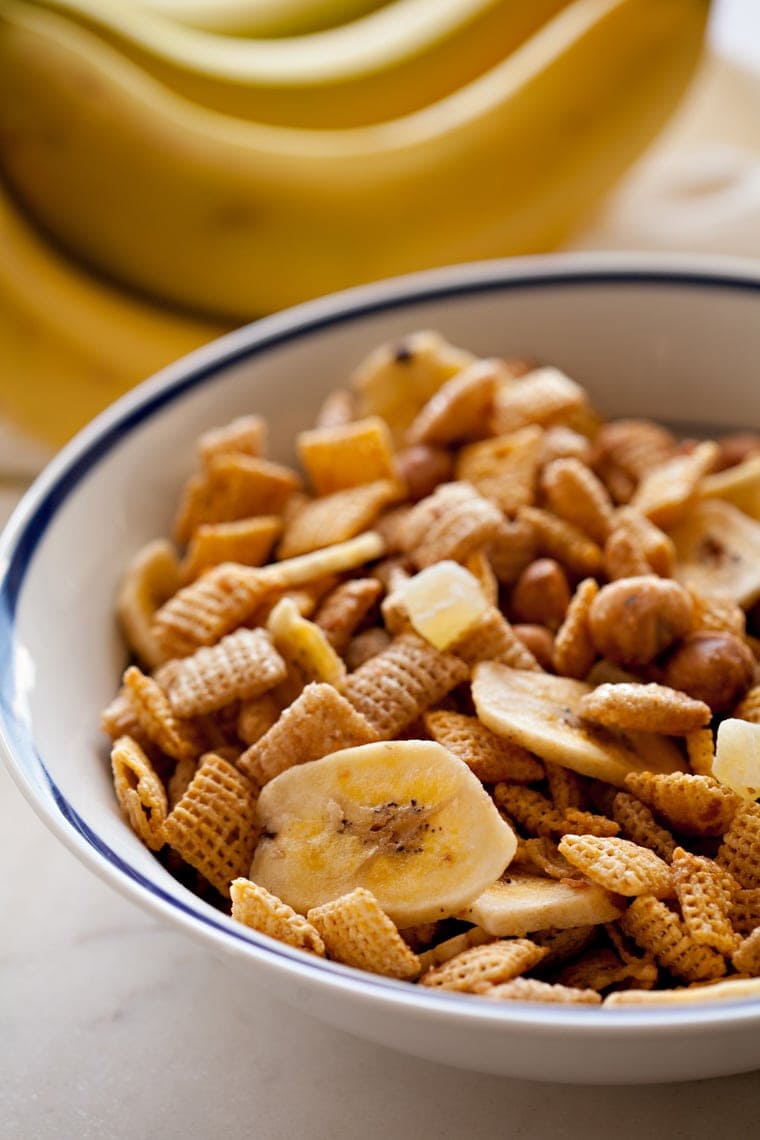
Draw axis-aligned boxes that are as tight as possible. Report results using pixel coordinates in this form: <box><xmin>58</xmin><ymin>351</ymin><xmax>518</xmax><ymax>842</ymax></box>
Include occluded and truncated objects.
<box><xmin>620</xmin><ymin>895</ymin><xmax>726</xmax><ymax>983</ymax></box>
<box><xmin>631</xmin><ymin>441</ymin><xmax>719</xmax><ymax>529</ymax></box>
<box><xmin>713</xmin><ymin>719</ymin><xmax>760</xmax><ymax>801</ymax></box>
<box><xmin>399</xmin><ymin>561</ymin><xmax>490</xmax><ymax>651</ymax></box>
<box><xmin>424</xmin><ymin>710</ymin><xmax>544</xmax><ymax>785</ymax></box>
<box><xmin>251</xmin><ymin>740</ymin><xmax>517</xmax><ymax>928</ymax></box>
<box><xmin>230</xmin><ymin>878</ymin><xmax>325</xmax><ymax>956</ymax></box>
<box><xmin>111</xmin><ymin>735</ymin><xmax>168</xmax><ymax>851</ymax></box>
<box><xmin>579</xmin><ymin>682</ymin><xmax>711</xmax><ymax>736</ymax></box>
<box><xmin>473</xmin><ymin>663</ymin><xmax>686</xmax><ymax>787</ymax></box>
<box><xmin>116</xmin><ymin>539</ymin><xmax>182</xmax><ymax>670</ymax></box>
<box><xmin>267</xmin><ymin>596</ymin><xmax>346</xmax><ymax>687</ymax></box>
<box><xmin>558</xmin><ymin>835</ymin><xmax>673</xmax><ymax>898</ymax></box>
<box><xmin>625</xmin><ymin>771</ymin><xmax>741</xmax><ymax>837</ymax></box>
<box><xmin>670</xmin><ymin>499</ymin><xmax>760</xmax><ymax>609</ymax></box>
<box><xmin>164</xmin><ymin>753</ymin><xmax>259</xmax><ymax>897</ymax></box>
<box><xmin>181</xmin><ymin>516</ymin><xmax>281</xmax><ymax>581</ymax></box>
<box><xmin>699</xmin><ymin>453</ymin><xmax>760</xmax><ymax>519</ymax></box>
<box><xmin>308</xmin><ymin>888</ymin><xmax>421</xmax><ymax>980</ymax></box>
<box><xmin>261</xmin><ymin>531</ymin><xmax>386</xmax><ymax>591</ymax></box>
<box><xmin>605</xmin><ymin>977</ymin><xmax>760</xmax><ymax>1006</ymax></box>
<box><xmin>455</xmin><ymin>426</ymin><xmax>542</xmax><ymax>514</ymax></box>
<box><xmin>458</xmin><ymin>872</ymin><xmax>622</xmax><ymax>936</ymax></box>
<box><xmin>420</xmin><ymin>938</ymin><xmax>546</xmax><ymax>992</ymax></box>
<box><xmin>671</xmin><ymin>847</ymin><xmax>739</xmax><ymax>955</ymax></box>
<box><xmin>297</xmin><ymin>416</ymin><xmax>396</xmax><ymax>495</ymax></box>
<box><xmin>278</xmin><ymin>480</ymin><xmax>402</xmax><ymax>559</ymax></box>
<box><xmin>237</xmin><ymin>682</ymin><xmax>378</xmax><ymax>786</ymax></box>
<box><xmin>406</xmin><ymin>358</ymin><xmax>502</xmax><ymax>446</ymax></box>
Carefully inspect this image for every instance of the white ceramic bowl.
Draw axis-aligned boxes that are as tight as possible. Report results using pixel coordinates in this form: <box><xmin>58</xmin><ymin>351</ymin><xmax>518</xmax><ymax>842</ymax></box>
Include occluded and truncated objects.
<box><xmin>2</xmin><ymin>253</ymin><xmax>760</xmax><ymax>1085</ymax></box>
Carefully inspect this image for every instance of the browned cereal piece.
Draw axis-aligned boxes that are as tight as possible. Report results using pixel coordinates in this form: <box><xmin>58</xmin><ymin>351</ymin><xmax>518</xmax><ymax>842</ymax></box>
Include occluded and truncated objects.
<box><xmin>604</xmin><ymin>524</ymin><xmax>654</xmax><ymax>580</ymax></box>
<box><xmin>163</xmin><ymin>628</ymin><xmax>286</xmax><ymax>717</ymax></box>
<box><xmin>297</xmin><ymin>416</ymin><xmax>397</xmax><ymax>495</ymax></box>
<box><xmin>163</xmin><ymin>752</ymin><xmax>259</xmax><ymax>897</ymax></box>
<box><xmin>631</xmin><ymin>441</ymin><xmax>719</xmax><ymax>529</ymax></box>
<box><xmin>489</xmin><ymin>367</ymin><xmax>591</xmax><ymax>435</ymax></box>
<box><xmin>117</xmin><ymin>539</ymin><xmax>182</xmax><ymax>670</ymax></box>
<box><xmin>530</xmin><ymin>925</ymin><xmax>598</xmax><ymax>966</ymax></box>
<box><xmin>237</xmin><ymin>693</ymin><xmax>281</xmax><ymax>746</ymax></box>
<box><xmin>612</xmin><ymin>792</ymin><xmax>677</xmax><ymax>862</ymax></box>
<box><xmin>451</xmin><ymin>607</ymin><xmax>541</xmax><ymax>672</ymax></box>
<box><xmin>111</xmin><ymin>735</ymin><xmax>168</xmax><ymax>851</ymax></box>
<box><xmin>423</xmin><ymin>710</ymin><xmax>544</xmax><ymax>784</ymax></box>
<box><xmin>558</xmin><ymin>835</ymin><xmax>673</xmax><ymax>897</ymax></box>
<box><xmin>237</xmin><ymin>682</ymin><xmax>378</xmax><ymax>785</ymax></box>
<box><xmin>588</xmin><ymin>576</ymin><xmax>694</xmax><ymax>667</ymax></box>
<box><xmin>671</xmin><ymin>846</ymin><xmax>739</xmax><ymax>954</ymax></box>
<box><xmin>734</xmin><ymin>684</ymin><xmax>760</xmax><ymax>725</ymax></box>
<box><xmin>556</xmin><ymin>947</ymin><xmax>658</xmax><ymax>993</ymax></box>
<box><xmin>401</xmin><ymin>482</ymin><xmax>503</xmax><ymax>569</ymax></box>
<box><xmin>578</xmin><ymin>682</ymin><xmax>711</xmax><ymax>736</ymax></box>
<box><xmin>420</xmin><ymin>938</ymin><xmax>546</xmax><ymax>992</ymax></box>
<box><xmin>373</xmin><ymin>504</ymin><xmax>414</xmax><ymax>556</ymax></box>
<box><xmin>230</xmin><ymin>878</ymin><xmax>325</xmax><ymax>956</ymax></box>
<box><xmin>620</xmin><ymin>895</ymin><xmax>726</xmax><ymax>982</ymax></box>
<box><xmin>181</xmin><ymin>517</ymin><xmax>282</xmax><ymax>581</ymax></box>
<box><xmin>406</xmin><ymin>358</ymin><xmax>501</xmax><ymax>446</ymax></box>
<box><xmin>314</xmin><ymin>578</ymin><xmax>382</xmax><ymax>653</ymax></box>
<box><xmin>278</xmin><ymin>480</ymin><xmax>403</xmax><ymax>559</ymax></box>
<box><xmin>167</xmin><ymin>755</ymin><xmax>198</xmax><ymax>811</ymax></box>
<box><xmin>307</xmin><ymin>888</ymin><xmax>421</xmax><ymax>980</ymax></box>
<box><xmin>541</xmin><ymin>457</ymin><xmax>615</xmax><ymax>545</ymax></box>
<box><xmin>493</xmin><ymin>784</ymin><xmax>567</xmax><ymax>839</ymax></box>
<box><xmin>487</xmin><ymin>515</ymin><xmax>538</xmax><ymax>586</ymax></box>
<box><xmin>593</xmin><ymin>419</ymin><xmax>678</xmax><ymax>487</ymax></box>
<box><xmin>483</xmin><ymin>977</ymin><xmax>602</xmax><ymax>1004</ymax></box>
<box><xmin>717</xmin><ymin>801</ymin><xmax>760</xmax><ymax>888</ymax></box>
<box><xmin>604</xmin><ymin>977</ymin><xmax>760</xmax><ymax>1006</ymax></box>
<box><xmin>519</xmin><ymin>837</ymin><xmax>583</xmax><ymax>881</ymax></box>
<box><xmin>313</xmin><ymin>387</ymin><xmax>355</xmax><ymax>430</ymax></box>
<box><xmin>463</xmin><ymin>548</ymin><xmax>499</xmax><ymax>607</ymax></box>
<box><xmin>732</xmin><ymin>927</ymin><xmax>760</xmax><ymax>975</ymax></box>
<box><xmin>545</xmin><ymin>763</ymin><xmax>587</xmax><ymax>812</ymax></box>
<box><xmin>685</xmin><ymin>728</ymin><xmax>715</xmax><ymax>777</ymax></box>
<box><xmin>661</xmin><ymin>632</ymin><xmax>755</xmax><ymax>714</ymax></box>
<box><xmin>552</xmin><ymin>578</ymin><xmax>599</xmax><ymax>679</ymax></box>
<box><xmin>561</xmin><ymin>808</ymin><xmax>620</xmax><ymax>838</ymax></box>
<box><xmin>513</xmin><ymin>625</ymin><xmax>555</xmax><ymax>671</ymax></box>
<box><xmin>152</xmin><ymin>563</ymin><xmax>272</xmax><ymax>658</ymax></box>
<box><xmin>518</xmin><ymin>507</ymin><xmax>603</xmax><ymax>579</ymax></box>
<box><xmin>395</xmin><ymin>444</ymin><xmax>454</xmax><ymax>503</ymax></box>
<box><xmin>539</xmin><ymin>425</ymin><xmax>593</xmax><ymax>467</ymax></box>
<box><xmin>625</xmin><ymin>771</ymin><xmax>741</xmax><ymax>837</ymax></box>
<box><xmin>397</xmin><ymin>922</ymin><xmax>440</xmax><ymax>953</ymax></box>
<box><xmin>345</xmin><ymin>627</ymin><xmax>392</xmax><ymax>670</ymax></box>
<box><xmin>417</xmin><ymin>927</ymin><xmax>494</xmax><ymax>973</ymax></box>
<box><xmin>730</xmin><ymin>888</ymin><xmax>760</xmax><ymax>935</ymax></box>
<box><xmin>173</xmin><ymin>454</ymin><xmax>301</xmax><ymax>544</ymax></box>
<box><xmin>511</xmin><ymin>559</ymin><xmax>570</xmax><ymax>632</ymax></box>
<box><xmin>101</xmin><ymin>691</ymin><xmax>152</xmax><ymax>748</ymax></box>
<box><xmin>456</xmin><ymin>426</ymin><xmax>542</xmax><ymax>514</ymax></box>
<box><xmin>712</xmin><ymin>432</ymin><xmax>760</xmax><ymax>472</ymax></box>
<box><xmin>122</xmin><ymin>666</ymin><xmax>203</xmax><ymax>761</ymax></box>
<box><xmin>197</xmin><ymin>415</ymin><xmax>266</xmax><ymax>466</ymax></box>
<box><xmin>604</xmin><ymin>506</ymin><xmax>676</xmax><ymax>582</ymax></box>
<box><xmin>339</xmin><ymin>632</ymin><xmax>468</xmax><ymax>740</ymax></box>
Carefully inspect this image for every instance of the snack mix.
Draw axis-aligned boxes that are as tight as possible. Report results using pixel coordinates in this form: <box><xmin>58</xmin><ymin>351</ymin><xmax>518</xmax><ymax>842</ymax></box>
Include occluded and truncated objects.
<box><xmin>103</xmin><ymin>330</ymin><xmax>760</xmax><ymax>1007</ymax></box>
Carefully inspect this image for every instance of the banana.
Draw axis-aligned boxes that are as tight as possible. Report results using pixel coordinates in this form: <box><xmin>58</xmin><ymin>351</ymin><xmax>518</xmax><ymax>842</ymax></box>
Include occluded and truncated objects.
<box><xmin>700</xmin><ymin>455</ymin><xmax>760</xmax><ymax>520</ymax></box>
<box><xmin>472</xmin><ymin>662</ymin><xmax>687</xmax><ymax>786</ymax></box>
<box><xmin>670</xmin><ymin>499</ymin><xmax>760</xmax><ymax>608</ymax></box>
<box><xmin>139</xmin><ymin>0</ymin><xmax>386</xmax><ymax>38</ymax></box>
<box><xmin>713</xmin><ymin>719</ymin><xmax>760</xmax><ymax>802</ymax></box>
<box><xmin>457</xmin><ymin>871</ymin><xmax>623</xmax><ymax>936</ymax></box>
<box><xmin>22</xmin><ymin>0</ymin><xmax>575</xmax><ymax>127</ymax></box>
<box><xmin>0</xmin><ymin>0</ymin><xmax>708</xmax><ymax>320</ymax></box>
<box><xmin>250</xmin><ymin>739</ymin><xmax>518</xmax><ymax>925</ymax></box>
<box><xmin>0</xmin><ymin>175</ymin><xmax>226</xmax><ymax>445</ymax></box>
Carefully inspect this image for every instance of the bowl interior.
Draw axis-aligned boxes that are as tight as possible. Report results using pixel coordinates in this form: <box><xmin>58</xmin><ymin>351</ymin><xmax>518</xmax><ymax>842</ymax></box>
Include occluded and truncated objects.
<box><xmin>2</xmin><ymin>257</ymin><xmax>760</xmax><ymax>1063</ymax></box>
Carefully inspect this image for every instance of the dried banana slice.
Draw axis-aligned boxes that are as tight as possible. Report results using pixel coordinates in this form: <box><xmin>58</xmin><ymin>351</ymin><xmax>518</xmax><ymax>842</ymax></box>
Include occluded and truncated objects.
<box><xmin>472</xmin><ymin>662</ymin><xmax>685</xmax><ymax>787</ymax></box>
<box><xmin>457</xmin><ymin>872</ymin><xmax>623</xmax><ymax>936</ymax></box>
<box><xmin>251</xmin><ymin>740</ymin><xmax>517</xmax><ymax>928</ymax></box>
<box><xmin>670</xmin><ymin>499</ymin><xmax>760</xmax><ymax>608</ymax></box>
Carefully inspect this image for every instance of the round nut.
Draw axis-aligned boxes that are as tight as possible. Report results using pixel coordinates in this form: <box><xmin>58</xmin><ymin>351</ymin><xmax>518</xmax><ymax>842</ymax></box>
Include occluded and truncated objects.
<box><xmin>511</xmin><ymin>559</ymin><xmax>571</xmax><ymax>631</ymax></box>
<box><xmin>662</xmin><ymin>631</ymin><xmax>756</xmax><ymax>713</ymax></box>
<box><xmin>588</xmin><ymin>576</ymin><xmax>694</xmax><ymax>667</ymax></box>
<box><xmin>512</xmin><ymin>624</ymin><xmax>555</xmax><ymax>671</ymax></box>
<box><xmin>395</xmin><ymin>445</ymin><xmax>454</xmax><ymax>502</ymax></box>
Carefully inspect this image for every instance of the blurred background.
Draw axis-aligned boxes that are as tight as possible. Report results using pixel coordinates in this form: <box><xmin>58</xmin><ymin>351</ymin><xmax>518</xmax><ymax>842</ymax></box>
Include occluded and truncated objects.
<box><xmin>0</xmin><ymin>0</ymin><xmax>758</xmax><ymax>522</ymax></box>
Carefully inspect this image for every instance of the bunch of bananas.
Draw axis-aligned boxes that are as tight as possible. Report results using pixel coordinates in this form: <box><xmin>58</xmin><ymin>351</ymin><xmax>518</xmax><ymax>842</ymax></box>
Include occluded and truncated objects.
<box><xmin>0</xmin><ymin>0</ymin><xmax>708</xmax><ymax>445</ymax></box>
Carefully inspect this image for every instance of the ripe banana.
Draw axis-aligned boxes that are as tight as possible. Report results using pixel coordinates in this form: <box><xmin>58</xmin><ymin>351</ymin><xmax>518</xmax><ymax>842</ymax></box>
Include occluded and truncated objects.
<box><xmin>139</xmin><ymin>0</ymin><xmax>386</xmax><ymax>38</ymax></box>
<box><xmin>0</xmin><ymin>176</ymin><xmax>226</xmax><ymax>445</ymax></box>
<box><xmin>22</xmin><ymin>0</ymin><xmax>575</xmax><ymax>127</ymax></box>
<box><xmin>0</xmin><ymin>0</ymin><xmax>709</xmax><ymax>320</ymax></box>
<box><xmin>251</xmin><ymin>739</ymin><xmax>518</xmax><ymax>926</ymax></box>
<box><xmin>670</xmin><ymin>499</ymin><xmax>760</xmax><ymax>608</ymax></box>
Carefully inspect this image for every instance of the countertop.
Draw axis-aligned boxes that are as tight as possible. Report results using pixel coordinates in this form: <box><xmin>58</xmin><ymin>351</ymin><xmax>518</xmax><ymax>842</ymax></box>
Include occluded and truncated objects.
<box><xmin>2</xmin><ymin>2</ymin><xmax>760</xmax><ymax>1135</ymax></box>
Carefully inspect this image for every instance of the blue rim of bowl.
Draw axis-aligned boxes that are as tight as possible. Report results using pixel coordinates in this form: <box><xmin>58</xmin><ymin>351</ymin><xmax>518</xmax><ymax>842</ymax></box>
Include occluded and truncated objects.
<box><xmin>2</xmin><ymin>253</ymin><xmax>760</xmax><ymax>1031</ymax></box>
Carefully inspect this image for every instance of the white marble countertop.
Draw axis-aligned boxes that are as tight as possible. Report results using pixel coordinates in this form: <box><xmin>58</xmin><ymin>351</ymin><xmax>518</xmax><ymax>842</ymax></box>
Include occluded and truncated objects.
<box><xmin>3</xmin><ymin>2</ymin><xmax>760</xmax><ymax>1135</ymax></box>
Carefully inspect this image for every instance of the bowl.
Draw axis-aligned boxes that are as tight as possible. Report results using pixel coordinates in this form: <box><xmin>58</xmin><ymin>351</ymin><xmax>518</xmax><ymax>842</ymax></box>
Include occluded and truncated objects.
<box><xmin>2</xmin><ymin>252</ymin><xmax>759</xmax><ymax>1085</ymax></box>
